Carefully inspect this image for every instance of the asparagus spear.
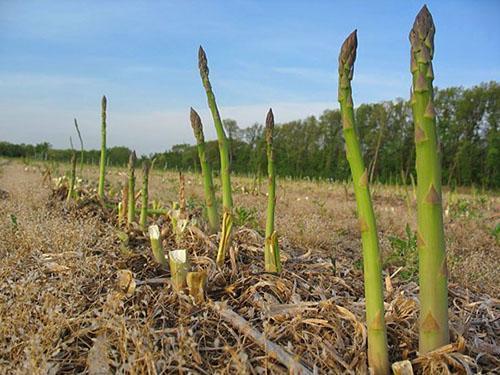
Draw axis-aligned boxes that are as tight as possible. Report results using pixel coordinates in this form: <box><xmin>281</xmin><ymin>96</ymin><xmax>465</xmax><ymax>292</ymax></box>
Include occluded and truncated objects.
<box><xmin>66</xmin><ymin>152</ymin><xmax>77</xmax><ymax>203</ymax></box>
<box><xmin>338</xmin><ymin>30</ymin><xmax>389</xmax><ymax>374</ymax></box>
<box><xmin>139</xmin><ymin>159</ymin><xmax>150</xmax><ymax>230</ymax></box>
<box><xmin>98</xmin><ymin>96</ymin><xmax>107</xmax><ymax>198</ymax></box>
<box><xmin>410</xmin><ymin>5</ymin><xmax>449</xmax><ymax>353</ymax></box>
<box><xmin>73</xmin><ymin>118</ymin><xmax>84</xmax><ymax>174</ymax></box>
<box><xmin>198</xmin><ymin>46</ymin><xmax>233</xmax><ymax>266</ymax></box>
<box><xmin>190</xmin><ymin>108</ymin><xmax>219</xmax><ymax>233</ymax></box>
<box><xmin>264</xmin><ymin>109</ymin><xmax>281</xmax><ymax>273</ymax></box>
<box><xmin>127</xmin><ymin>151</ymin><xmax>136</xmax><ymax>226</ymax></box>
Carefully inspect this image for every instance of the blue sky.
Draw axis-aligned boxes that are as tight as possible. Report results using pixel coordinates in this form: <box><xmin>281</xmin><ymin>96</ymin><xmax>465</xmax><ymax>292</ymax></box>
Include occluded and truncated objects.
<box><xmin>0</xmin><ymin>1</ymin><xmax>499</xmax><ymax>154</ymax></box>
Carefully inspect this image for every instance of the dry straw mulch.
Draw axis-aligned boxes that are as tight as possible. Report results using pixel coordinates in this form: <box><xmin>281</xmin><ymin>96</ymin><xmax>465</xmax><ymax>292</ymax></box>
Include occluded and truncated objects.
<box><xmin>0</xmin><ymin>162</ymin><xmax>498</xmax><ymax>374</ymax></box>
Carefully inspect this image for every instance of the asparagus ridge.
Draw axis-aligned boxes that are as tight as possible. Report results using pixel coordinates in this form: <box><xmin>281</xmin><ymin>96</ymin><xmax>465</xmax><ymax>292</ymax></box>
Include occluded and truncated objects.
<box><xmin>338</xmin><ymin>30</ymin><xmax>390</xmax><ymax>374</ymax></box>
<box><xmin>410</xmin><ymin>5</ymin><xmax>449</xmax><ymax>353</ymax></box>
<box><xmin>264</xmin><ymin>108</ymin><xmax>281</xmax><ymax>273</ymax></box>
<box><xmin>198</xmin><ymin>46</ymin><xmax>233</xmax><ymax>266</ymax></box>
<box><xmin>98</xmin><ymin>95</ymin><xmax>107</xmax><ymax>198</ymax></box>
<box><xmin>190</xmin><ymin>108</ymin><xmax>219</xmax><ymax>233</ymax></box>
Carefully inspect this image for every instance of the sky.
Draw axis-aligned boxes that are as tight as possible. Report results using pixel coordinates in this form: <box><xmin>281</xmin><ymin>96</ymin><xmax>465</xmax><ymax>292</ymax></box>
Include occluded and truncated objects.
<box><xmin>0</xmin><ymin>0</ymin><xmax>499</xmax><ymax>155</ymax></box>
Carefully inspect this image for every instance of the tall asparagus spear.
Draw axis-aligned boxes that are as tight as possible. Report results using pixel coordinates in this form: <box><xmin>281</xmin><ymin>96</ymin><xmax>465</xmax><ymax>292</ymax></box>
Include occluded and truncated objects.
<box><xmin>410</xmin><ymin>5</ymin><xmax>449</xmax><ymax>353</ymax></box>
<box><xmin>98</xmin><ymin>95</ymin><xmax>107</xmax><ymax>198</ymax></box>
<box><xmin>198</xmin><ymin>46</ymin><xmax>233</xmax><ymax>266</ymax></box>
<box><xmin>264</xmin><ymin>109</ymin><xmax>281</xmax><ymax>273</ymax></box>
<box><xmin>190</xmin><ymin>108</ymin><xmax>219</xmax><ymax>233</ymax></box>
<box><xmin>127</xmin><ymin>151</ymin><xmax>136</xmax><ymax>226</ymax></box>
<box><xmin>73</xmin><ymin>118</ymin><xmax>84</xmax><ymax>174</ymax></box>
<box><xmin>66</xmin><ymin>152</ymin><xmax>77</xmax><ymax>203</ymax></box>
<box><xmin>139</xmin><ymin>159</ymin><xmax>150</xmax><ymax>230</ymax></box>
<box><xmin>338</xmin><ymin>30</ymin><xmax>389</xmax><ymax>374</ymax></box>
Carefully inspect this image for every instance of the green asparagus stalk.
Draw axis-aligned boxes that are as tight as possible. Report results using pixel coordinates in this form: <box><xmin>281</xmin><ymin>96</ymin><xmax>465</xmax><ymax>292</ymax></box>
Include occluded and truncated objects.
<box><xmin>410</xmin><ymin>5</ymin><xmax>449</xmax><ymax>353</ymax></box>
<box><xmin>98</xmin><ymin>96</ymin><xmax>107</xmax><ymax>198</ymax></box>
<box><xmin>338</xmin><ymin>30</ymin><xmax>389</xmax><ymax>374</ymax></box>
<box><xmin>198</xmin><ymin>46</ymin><xmax>233</xmax><ymax>266</ymax></box>
<box><xmin>264</xmin><ymin>109</ymin><xmax>281</xmax><ymax>273</ymax></box>
<box><xmin>73</xmin><ymin>118</ymin><xmax>84</xmax><ymax>174</ymax></box>
<box><xmin>190</xmin><ymin>108</ymin><xmax>219</xmax><ymax>233</ymax></box>
<box><xmin>139</xmin><ymin>159</ymin><xmax>151</xmax><ymax>229</ymax></box>
<box><xmin>127</xmin><ymin>151</ymin><xmax>136</xmax><ymax>226</ymax></box>
<box><xmin>66</xmin><ymin>152</ymin><xmax>77</xmax><ymax>203</ymax></box>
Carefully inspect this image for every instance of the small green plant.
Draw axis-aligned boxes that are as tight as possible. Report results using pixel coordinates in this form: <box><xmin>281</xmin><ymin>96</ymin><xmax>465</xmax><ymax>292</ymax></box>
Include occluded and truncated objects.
<box><xmin>491</xmin><ymin>223</ymin><xmax>500</xmax><ymax>244</ymax></box>
<box><xmin>234</xmin><ymin>206</ymin><xmax>259</xmax><ymax>230</ymax></box>
<box><xmin>386</xmin><ymin>224</ymin><xmax>418</xmax><ymax>282</ymax></box>
<box><xmin>10</xmin><ymin>214</ymin><xmax>18</xmax><ymax>231</ymax></box>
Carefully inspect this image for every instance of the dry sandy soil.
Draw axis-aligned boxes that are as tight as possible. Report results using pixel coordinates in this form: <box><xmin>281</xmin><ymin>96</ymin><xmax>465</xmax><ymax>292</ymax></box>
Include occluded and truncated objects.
<box><xmin>0</xmin><ymin>159</ymin><xmax>498</xmax><ymax>374</ymax></box>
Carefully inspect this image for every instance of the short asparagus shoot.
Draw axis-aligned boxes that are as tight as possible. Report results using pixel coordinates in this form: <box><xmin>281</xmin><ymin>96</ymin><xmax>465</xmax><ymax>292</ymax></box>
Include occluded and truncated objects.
<box><xmin>264</xmin><ymin>109</ymin><xmax>281</xmax><ymax>273</ymax></box>
<box><xmin>190</xmin><ymin>108</ymin><xmax>219</xmax><ymax>233</ymax></box>
<box><xmin>127</xmin><ymin>151</ymin><xmax>136</xmax><ymax>226</ymax></box>
<box><xmin>139</xmin><ymin>159</ymin><xmax>151</xmax><ymax>230</ymax></box>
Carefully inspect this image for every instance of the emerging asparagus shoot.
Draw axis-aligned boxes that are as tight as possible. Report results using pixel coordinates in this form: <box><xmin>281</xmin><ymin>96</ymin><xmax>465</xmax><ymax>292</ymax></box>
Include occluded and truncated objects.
<box><xmin>198</xmin><ymin>46</ymin><xmax>233</xmax><ymax>266</ymax></box>
<box><xmin>139</xmin><ymin>159</ymin><xmax>151</xmax><ymax>230</ymax></box>
<box><xmin>127</xmin><ymin>151</ymin><xmax>136</xmax><ymax>226</ymax></box>
<box><xmin>410</xmin><ymin>5</ymin><xmax>449</xmax><ymax>353</ymax></box>
<box><xmin>98</xmin><ymin>95</ymin><xmax>107</xmax><ymax>199</ymax></box>
<box><xmin>338</xmin><ymin>30</ymin><xmax>389</xmax><ymax>374</ymax></box>
<box><xmin>264</xmin><ymin>109</ymin><xmax>281</xmax><ymax>273</ymax></box>
<box><xmin>190</xmin><ymin>108</ymin><xmax>219</xmax><ymax>233</ymax></box>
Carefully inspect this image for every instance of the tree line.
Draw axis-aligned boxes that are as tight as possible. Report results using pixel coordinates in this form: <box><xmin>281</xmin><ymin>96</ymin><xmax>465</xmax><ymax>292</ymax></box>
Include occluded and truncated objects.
<box><xmin>1</xmin><ymin>81</ymin><xmax>498</xmax><ymax>188</ymax></box>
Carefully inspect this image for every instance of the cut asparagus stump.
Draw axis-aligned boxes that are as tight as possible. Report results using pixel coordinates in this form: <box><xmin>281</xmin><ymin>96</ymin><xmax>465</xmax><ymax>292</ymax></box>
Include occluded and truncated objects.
<box><xmin>338</xmin><ymin>30</ymin><xmax>389</xmax><ymax>374</ymax></box>
<box><xmin>190</xmin><ymin>108</ymin><xmax>219</xmax><ymax>233</ymax></box>
<box><xmin>148</xmin><ymin>225</ymin><xmax>167</xmax><ymax>267</ymax></box>
<box><xmin>169</xmin><ymin>249</ymin><xmax>190</xmax><ymax>292</ymax></box>
<box><xmin>410</xmin><ymin>5</ymin><xmax>449</xmax><ymax>353</ymax></box>
<box><xmin>187</xmin><ymin>271</ymin><xmax>207</xmax><ymax>304</ymax></box>
<box><xmin>198</xmin><ymin>46</ymin><xmax>233</xmax><ymax>266</ymax></box>
<box><xmin>264</xmin><ymin>109</ymin><xmax>281</xmax><ymax>273</ymax></box>
<box><xmin>98</xmin><ymin>96</ymin><xmax>107</xmax><ymax>199</ymax></box>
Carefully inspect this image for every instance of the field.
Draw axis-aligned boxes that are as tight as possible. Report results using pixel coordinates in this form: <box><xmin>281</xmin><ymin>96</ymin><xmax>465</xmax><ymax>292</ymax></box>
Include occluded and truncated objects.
<box><xmin>0</xmin><ymin>159</ymin><xmax>498</xmax><ymax>374</ymax></box>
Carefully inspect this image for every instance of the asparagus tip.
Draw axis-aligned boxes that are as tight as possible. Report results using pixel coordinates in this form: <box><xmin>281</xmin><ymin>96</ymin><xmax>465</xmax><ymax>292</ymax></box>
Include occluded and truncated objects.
<box><xmin>410</xmin><ymin>5</ymin><xmax>435</xmax><ymax>45</ymax></box>
<box><xmin>338</xmin><ymin>30</ymin><xmax>358</xmax><ymax>84</ymax></box>
<box><xmin>266</xmin><ymin>108</ymin><xmax>274</xmax><ymax>129</ymax></box>
<box><xmin>129</xmin><ymin>150</ymin><xmax>136</xmax><ymax>166</ymax></box>
<box><xmin>101</xmin><ymin>95</ymin><xmax>107</xmax><ymax>110</ymax></box>
<box><xmin>190</xmin><ymin>107</ymin><xmax>203</xmax><ymax>139</ymax></box>
<box><xmin>198</xmin><ymin>46</ymin><xmax>208</xmax><ymax>76</ymax></box>
<box><xmin>266</xmin><ymin>108</ymin><xmax>274</xmax><ymax>143</ymax></box>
